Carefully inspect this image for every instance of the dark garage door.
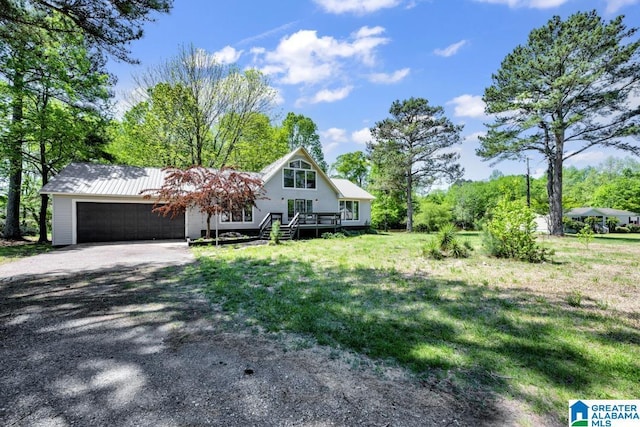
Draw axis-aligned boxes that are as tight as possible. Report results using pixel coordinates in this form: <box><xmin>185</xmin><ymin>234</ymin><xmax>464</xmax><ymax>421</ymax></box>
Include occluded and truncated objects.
<box><xmin>77</xmin><ymin>202</ymin><xmax>185</xmax><ymax>243</ymax></box>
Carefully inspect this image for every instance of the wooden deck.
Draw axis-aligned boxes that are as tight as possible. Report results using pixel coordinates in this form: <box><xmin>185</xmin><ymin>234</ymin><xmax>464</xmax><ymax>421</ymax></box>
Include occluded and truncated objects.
<box><xmin>259</xmin><ymin>212</ymin><xmax>342</xmax><ymax>239</ymax></box>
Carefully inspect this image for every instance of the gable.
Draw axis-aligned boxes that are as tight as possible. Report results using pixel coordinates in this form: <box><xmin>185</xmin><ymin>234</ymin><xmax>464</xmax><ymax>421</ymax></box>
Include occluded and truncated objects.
<box><xmin>260</xmin><ymin>147</ymin><xmax>340</xmax><ymax>195</ymax></box>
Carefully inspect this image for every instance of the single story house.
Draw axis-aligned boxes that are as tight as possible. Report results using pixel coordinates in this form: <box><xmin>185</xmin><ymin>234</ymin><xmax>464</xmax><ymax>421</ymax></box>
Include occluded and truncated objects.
<box><xmin>565</xmin><ymin>207</ymin><xmax>640</xmax><ymax>229</ymax></box>
<box><xmin>40</xmin><ymin>147</ymin><xmax>375</xmax><ymax>246</ymax></box>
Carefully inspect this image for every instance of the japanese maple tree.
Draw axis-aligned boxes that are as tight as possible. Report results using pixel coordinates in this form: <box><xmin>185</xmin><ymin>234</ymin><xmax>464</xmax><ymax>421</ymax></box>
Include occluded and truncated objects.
<box><xmin>143</xmin><ymin>166</ymin><xmax>265</xmax><ymax>239</ymax></box>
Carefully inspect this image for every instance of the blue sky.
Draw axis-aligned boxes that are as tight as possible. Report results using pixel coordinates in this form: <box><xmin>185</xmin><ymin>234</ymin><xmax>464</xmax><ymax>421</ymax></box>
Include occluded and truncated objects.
<box><xmin>109</xmin><ymin>0</ymin><xmax>640</xmax><ymax>181</ymax></box>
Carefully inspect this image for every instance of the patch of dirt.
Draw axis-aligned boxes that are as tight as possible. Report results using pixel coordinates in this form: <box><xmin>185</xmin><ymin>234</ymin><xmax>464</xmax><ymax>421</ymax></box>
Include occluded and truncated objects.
<box><xmin>1</xmin><ymin>259</ymin><xmax>551</xmax><ymax>426</ymax></box>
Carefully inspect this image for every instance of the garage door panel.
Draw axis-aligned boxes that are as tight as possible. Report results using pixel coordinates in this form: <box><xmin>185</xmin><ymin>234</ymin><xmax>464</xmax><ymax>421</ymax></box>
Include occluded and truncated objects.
<box><xmin>77</xmin><ymin>202</ymin><xmax>184</xmax><ymax>243</ymax></box>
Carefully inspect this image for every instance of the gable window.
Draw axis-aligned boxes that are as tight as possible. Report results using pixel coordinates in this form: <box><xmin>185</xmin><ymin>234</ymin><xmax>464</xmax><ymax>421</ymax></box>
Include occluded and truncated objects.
<box><xmin>283</xmin><ymin>159</ymin><xmax>316</xmax><ymax>189</ymax></box>
<box><xmin>221</xmin><ymin>204</ymin><xmax>253</xmax><ymax>223</ymax></box>
<box><xmin>340</xmin><ymin>200</ymin><xmax>359</xmax><ymax>221</ymax></box>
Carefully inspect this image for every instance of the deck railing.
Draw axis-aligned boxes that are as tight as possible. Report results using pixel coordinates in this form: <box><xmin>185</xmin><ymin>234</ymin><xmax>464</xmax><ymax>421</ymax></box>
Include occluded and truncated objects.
<box><xmin>298</xmin><ymin>212</ymin><xmax>342</xmax><ymax>226</ymax></box>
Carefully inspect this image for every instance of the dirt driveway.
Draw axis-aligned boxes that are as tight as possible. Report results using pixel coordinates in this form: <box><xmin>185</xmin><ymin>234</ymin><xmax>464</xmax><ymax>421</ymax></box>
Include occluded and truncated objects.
<box><xmin>0</xmin><ymin>241</ymin><xmax>530</xmax><ymax>426</ymax></box>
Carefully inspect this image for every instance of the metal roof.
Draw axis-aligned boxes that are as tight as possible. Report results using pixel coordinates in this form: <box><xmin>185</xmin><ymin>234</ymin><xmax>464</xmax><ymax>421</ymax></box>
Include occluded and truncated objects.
<box><xmin>40</xmin><ymin>163</ymin><xmax>168</xmax><ymax>197</ymax></box>
<box><xmin>330</xmin><ymin>178</ymin><xmax>375</xmax><ymax>200</ymax></box>
<box><xmin>565</xmin><ymin>207</ymin><xmax>639</xmax><ymax>217</ymax></box>
<box><xmin>41</xmin><ymin>150</ymin><xmax>373</xmax><ymax>200</ymax></box>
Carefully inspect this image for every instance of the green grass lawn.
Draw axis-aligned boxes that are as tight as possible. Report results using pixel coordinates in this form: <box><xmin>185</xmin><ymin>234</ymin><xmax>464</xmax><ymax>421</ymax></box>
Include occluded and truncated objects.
<box><xmin>0</xmin><ymin>239</ymin><xmax>52</xmax><ymax>264</ymax></box>
<box><xmin>190</xmin><ymin>232</ymin><xmax>640</xmax><ymax>424</ymax></box>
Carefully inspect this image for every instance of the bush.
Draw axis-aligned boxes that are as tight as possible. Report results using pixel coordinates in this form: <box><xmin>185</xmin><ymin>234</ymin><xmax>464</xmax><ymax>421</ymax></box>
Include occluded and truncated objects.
<box><xmin>577</xmin><ymin>224</ymin><xmax>594</xmax><ymax>248</ymax></box>
<box><xmin>615</xmin><ymin>226</ymin><xmax>630</xmax><ymax>233</ymax></box>
<box><xmin>422</xmin><ymin>239</ymin><xmax>444</xmax><ymax>260</ymax></box>
<box><xmin>321</xmin><ymin>232</ymin><xmax>347</xmax><ymax>239</ymax></box>
<box><xmin>423</xmin><ymin>224</ymin><xmax>471</xmax><ymax>260</ymax></box>
<box><xmin>628</xmin><ymin>224</ymin><xmax>640</xmax><ymax>233</ymax></box>
<box><xmin>270</xmin><ymin>220</ymin><xmax>282</xmax><ymax>244</ymax></box>
<box><xmin>483</xmin><ymin>199</ymin><xmax>552</xmax><ymax>263</ymax></box>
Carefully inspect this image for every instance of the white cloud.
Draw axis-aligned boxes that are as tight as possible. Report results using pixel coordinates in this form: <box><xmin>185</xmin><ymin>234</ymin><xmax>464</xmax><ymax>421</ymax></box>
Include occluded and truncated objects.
<box><xmin>448</xmin><ymin>94</ymin><xmax>486</xmax><ymax>118</ymax></box>
<box><xmin>313</xmin><ymin>0</ymin><xmax>401</xmax><ymax>15</ymax></box>
<box><xmin>434</xmin><ymin>40</ymin><xmax>468</xmax><ymax>58</ymax></box>
<box><xmin>323</xmin><ymin>142</ymin><xmax>340</xmax><ymax>154</ymax></box>
<box><xmin>321</xmin><ymin>127</ymin><xmax>349</xmax><ymax>143</ymax></box>
<box><xmin>311</xmin><ymin>86</ymin><xmax>354</xmax><ymax>104</ymax></box>
<box><xmin>255</xmin><ymin>27</ymin><xmax>389</xmax><ymax>85</ymax></box>
<box><xmin>368</xmin><ymin>68</ymin><xmax>410</xmax><ymax>84</ymax></box>
<box><xmin>473</xmin><ymin>0</ymin><xmax>569</xmax><ymax>8</ymax></box>
<box><xmin>212</xmin><ymin>46</ymin><xmax>242</xmax><ymax>64</ymax></box>
<box><xmin>605</xmin><ymin>0</ymin><xmax>640</xmax><ymax>14</ymax></box>
<box><xmin>463</xmin><ymin>131</ymin><xmax>487</xmax><ymax>143</ymax></box>
<box><xmin>352</xmin><ymin>127</ymin><xmax>372</xmax><ymax>145</ymax></box>
<box><xmin>565</xmin><ymin>151</ymin><xmax>608</xmax><ymax>165</ymax></box>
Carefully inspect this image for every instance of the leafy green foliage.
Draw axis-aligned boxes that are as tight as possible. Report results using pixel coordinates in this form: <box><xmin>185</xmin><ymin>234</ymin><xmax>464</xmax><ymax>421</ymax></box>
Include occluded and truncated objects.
<box><xmin>577</xmin><ymin>225</ymin><xmax>594</xmax><ymax>248</ymax></box>
<box><xmin>270</xmin><ymin>220</ymin><xmax>282</xmax><ymax>245</ymax></box>
<box><xmin>279</xmin><ymin>112</ymin><xmax>327</xmax><ymax>171</ymax></box>
<box><xmin>0</xmin><ymin>0</ymin><xmax>172</xmax><ymax>62</ymax></box>
<box><xmin>483</xmin><ymin>199</ymin><xmax>551</xmax><ymax>263</ymax></box>
<box><xmin>414</xmin><ymin>199</ymin><xmax>452</xmax><ymax>233</ymax></box>
<box><xmin>423</xmin><ymin>223</ymin><xmax>471</xmax><ymax>260</ymax></box>
<box><xmin>330</xmin><ymin>151</ymin><xmax>369</xmax><ymax>187</ymax></box>
<box><xmin>119</xmin><ymin>45</ymin><xmax>276</xmax><ymax>168</ymax></box>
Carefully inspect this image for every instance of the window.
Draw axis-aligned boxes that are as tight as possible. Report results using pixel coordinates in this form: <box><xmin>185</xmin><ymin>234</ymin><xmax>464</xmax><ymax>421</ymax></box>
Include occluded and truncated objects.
<box><xmin>283</xmin><ymin>159</ymin><xmax>316</xmax><ymax>189</ymax></box>
<box><xmin>221</xmin><ymin>204</ymin><xmax>254</xmax><ymax>223</ymax></box>
<box><xmin>339</xmin><ymin>200</ymin><xmax>359</xmax><ymax>221</ymax></box>
<box><xmin>288</xmin><ymin>199</ymin><xmax>313</xmax><ymax>219</ymax></box>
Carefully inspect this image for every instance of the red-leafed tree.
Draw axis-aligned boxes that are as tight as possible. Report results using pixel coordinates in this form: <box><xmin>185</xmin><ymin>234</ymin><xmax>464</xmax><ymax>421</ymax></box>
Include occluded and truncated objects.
<box><xmin>142</xmin><ymin>166</ymin><xmax>265</xmax><ymax>240</ymax></box>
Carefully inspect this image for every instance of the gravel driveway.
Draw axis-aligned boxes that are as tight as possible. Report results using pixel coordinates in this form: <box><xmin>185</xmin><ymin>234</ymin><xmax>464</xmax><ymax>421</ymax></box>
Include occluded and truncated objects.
<box><xmin>0</xmin><ymin>241</ymin><xmax>528</xmax><ymax>426</ymax></box>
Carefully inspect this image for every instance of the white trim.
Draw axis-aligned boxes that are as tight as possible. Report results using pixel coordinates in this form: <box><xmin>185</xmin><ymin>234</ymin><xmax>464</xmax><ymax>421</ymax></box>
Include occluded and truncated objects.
<box><xmin>71</xmin><ymin>198</ymin><xmax>186</xmax><ymax>245</ymax></box>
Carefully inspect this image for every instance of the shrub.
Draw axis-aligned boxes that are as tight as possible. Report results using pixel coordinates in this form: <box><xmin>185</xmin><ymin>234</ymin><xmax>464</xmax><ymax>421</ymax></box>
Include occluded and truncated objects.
<box><xmin>483</xmin><ymin>199</ymin><xmax>552</xmax><ymax>263</ymax></box>
<box><xmin>577</xmin><ymin>224</ymin><xmax>594</xmax><ymax>248</ymax></box>
<box><xmin>437</xmin><ymin>223</ymin><xmax>457</xmax><ymax>251</ymax></box>
<box><xmin>270</xmin><ymin>220</ymin><xmax>282</xmax><ymax>244</ymax></box>
<box><xmin>615</xmin><ymin>226</ymin><xmax>630</xmax><ymax>233</ymax></box>
<box><xmin>423</xmin><ymin>224</ymin><xmax>471</xmax><ymax>260</ymax></box>
<box><xmin>321</xmin><ymin>232</ymin><xmax>347</xmax><ymax>239</ymax></box>
<box><xmin>567</xmin><ymin>290</ymin><xmax>583</xmax><ymax>307</ymax></box>
<box><xmin>628</xmin><ymin>224</ymin><xmax>640</xmax><ymax>233</ymax></box>
<box><xmin>422</xmin><ymin>239</ymin><xmax>444</xmax><ymax>260</ymax></box>
<box><xmin>606</xmin><ymin>217</ymin><xmax>619</xmax><ymax>231</ymax></box>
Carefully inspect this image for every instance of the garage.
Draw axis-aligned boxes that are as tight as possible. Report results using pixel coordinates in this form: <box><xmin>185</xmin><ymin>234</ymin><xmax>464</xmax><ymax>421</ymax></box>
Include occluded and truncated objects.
<box><xmin>77</xmin><ymin>202</ymin><xmax>185</xmax><ymax>243</ymax></box>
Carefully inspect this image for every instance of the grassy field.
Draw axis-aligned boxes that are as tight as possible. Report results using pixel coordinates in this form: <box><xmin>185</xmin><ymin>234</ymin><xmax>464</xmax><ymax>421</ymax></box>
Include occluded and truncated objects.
<box><xmin>191</xmin><ymin>232</ymin><xmax>639</xmax><ymax>424</ymax></box>
<box><xmin>0</xmin><ymin>239</ymin><xmax>52</xmax><ymax>264</ymax></box>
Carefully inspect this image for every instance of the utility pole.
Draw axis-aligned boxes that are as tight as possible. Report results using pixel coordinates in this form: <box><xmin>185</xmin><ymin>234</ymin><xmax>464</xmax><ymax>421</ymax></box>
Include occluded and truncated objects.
<box><xmin>526</xmin><ymin>157</ymin><xmax>531</xmax><ymax>208</ymax></box>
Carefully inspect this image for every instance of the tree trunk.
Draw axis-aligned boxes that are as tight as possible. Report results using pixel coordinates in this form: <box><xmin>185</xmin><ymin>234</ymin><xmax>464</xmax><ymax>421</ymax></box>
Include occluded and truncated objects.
<box><xmin>548</xmin><ymin>133</ymin><xmax>565</xmax><ymax>236</ymax></box>
<box><xmin>4</xmin><ymin>71</ymin><xmax>25</xmax><ymax>240</ymax></box>
<box><xmin>38</xmin><ymin>193</ymin><xmax>49</xmax><ymax>243</ymax></box>
<box><xmin>205</xmin><ymin>212</ymin><xmax>212</xmax><ymax>239</ymax></box>
<box><xmin>406</xmin><ymin>171</ymin><xmax>413</xmax><ymax>232</ymax></box>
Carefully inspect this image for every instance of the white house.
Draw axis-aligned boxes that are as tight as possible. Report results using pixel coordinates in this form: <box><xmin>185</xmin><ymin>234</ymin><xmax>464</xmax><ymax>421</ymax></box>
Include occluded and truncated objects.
<box><xmin>40</xmin><ymin>147</ymin><xmax>375</xmax><ymax>246</ymax></box>
<box><xmin>565</xmin><ymin>207</ymin><xmax>639</xmax><ymax>230</ymax></box>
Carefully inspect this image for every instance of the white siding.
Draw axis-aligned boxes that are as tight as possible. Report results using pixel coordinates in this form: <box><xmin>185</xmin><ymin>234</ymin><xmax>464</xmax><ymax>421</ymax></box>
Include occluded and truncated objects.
<box><xmin>185</xmin><ymin>156</ymin><xmax>341</xmax><ymax>237</ymax></box>
<box><xmin>52</xmin><ymin>196</ymin><xmax>73</xmax><ymax>246</ymax></box>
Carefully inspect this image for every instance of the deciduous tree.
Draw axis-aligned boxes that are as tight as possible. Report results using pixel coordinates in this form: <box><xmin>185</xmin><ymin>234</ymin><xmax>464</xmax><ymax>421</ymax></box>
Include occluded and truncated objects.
<box><xmin>132</xmin><ymin>45</ymin><xmax>277</xmax><ymax>167</ymax></box>
<box><xmin>478</xmin><ymin>11</ymin><xmax>640</xmax><ymax>236</ymax></box>
<box><xmin>142</xmin><ymin>167</ymin><xmax>265</xmax><ymax>240</ymax></box>
<box><xmin>279</xmin><ymin>112</ymin><xmax>327</xmax><ymax>171</ymax></box>
<box><xmin>330</xmin><ymin>151</ymin><xmax>369</xmax><ymax>187</ymax></box>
